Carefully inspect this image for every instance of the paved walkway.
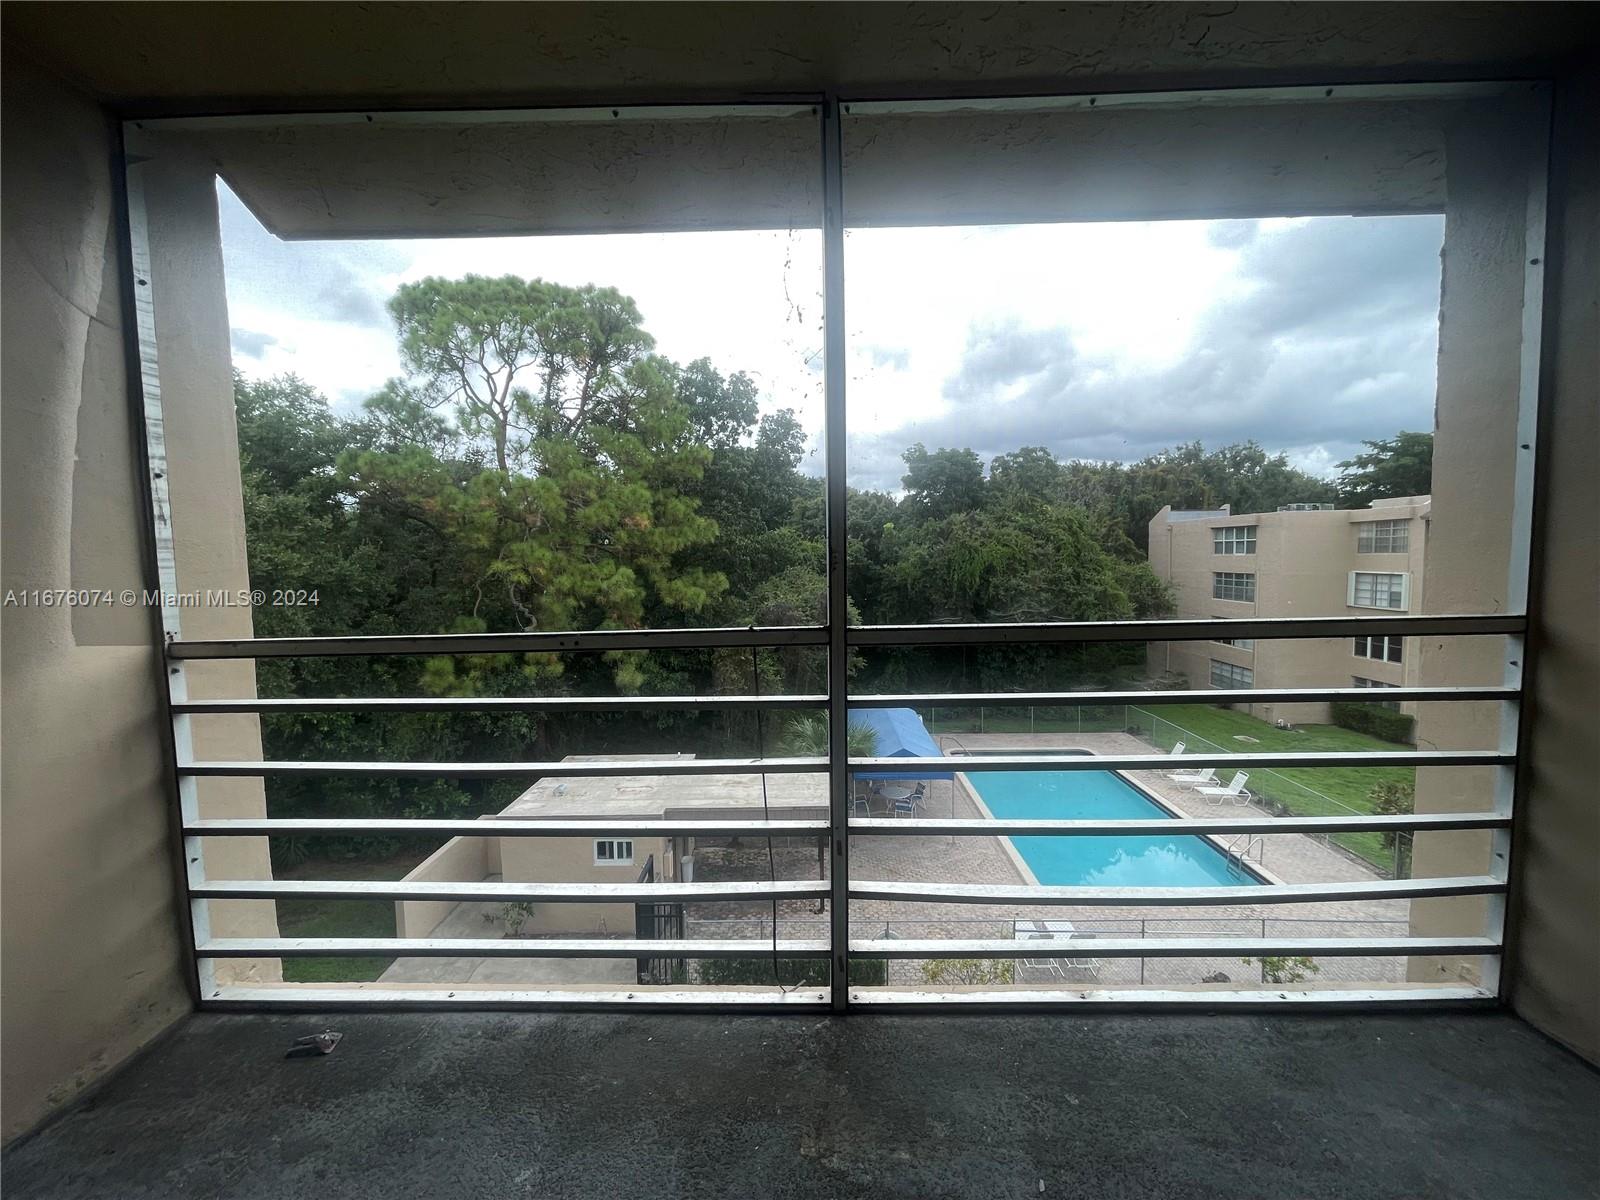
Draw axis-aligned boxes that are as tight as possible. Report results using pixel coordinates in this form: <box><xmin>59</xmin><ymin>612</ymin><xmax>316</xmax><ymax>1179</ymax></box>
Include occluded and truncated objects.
<box><xmin>689</xmin><ymin>732</ymin><xmax>1409</xmax><ymax>988</ymax></box>
<box><xmin>370</xmin><ymin>730</ymin><xmax>1414</xmax><ymax>990</ymax></box>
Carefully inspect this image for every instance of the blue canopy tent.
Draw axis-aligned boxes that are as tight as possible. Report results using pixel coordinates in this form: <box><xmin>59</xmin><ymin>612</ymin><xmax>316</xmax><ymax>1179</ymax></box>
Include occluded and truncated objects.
<box><xmin>849</xmin><ymin>707</ymin><xmax>954</xmax><ymax>781</ymax></box>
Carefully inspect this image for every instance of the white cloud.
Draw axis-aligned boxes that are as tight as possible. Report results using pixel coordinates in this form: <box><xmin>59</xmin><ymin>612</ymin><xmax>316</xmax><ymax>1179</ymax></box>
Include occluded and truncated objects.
<box><xmin>217</xmin><ymin>180</ymin><xmax>1441</xmax><ymax>495</ymax></box>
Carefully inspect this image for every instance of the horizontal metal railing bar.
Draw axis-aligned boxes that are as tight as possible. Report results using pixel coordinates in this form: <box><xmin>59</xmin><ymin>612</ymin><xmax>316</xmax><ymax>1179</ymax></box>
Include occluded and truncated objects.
<box><xmin>200</xmin><ymin>938</ymin><xmax>832</xmax><ymax>959</ymax></box>
<box><xmin>192</xmin><ymin>880</ymin><xmax>831</xmax><ymax>903</ymax></box>
<box><xmin>204</xmin><ymin>987</ymin><xmax>832</xmax><ymax>1010</ymax></box>
<box><xmin>186</xmin><ymin>817</ymin><xmax>831</xmax><ymax>838</ymax></box>
<box><xmin>166</xmin><ymin>625</ymin><xmax>828</xmax><ymax>659</ymax></box>
<box><xmin>849</xmin><ymin>876</ymin><xmax>1504</xmax><ymax>907</ymax></box>
<box><xmin>851</xmin><ymin>750</ymin><xmax>1510</xmax><ymax>771</ymax></box>
<box><xmin>847</xmin><ymin>936</ymin><xmax>1500</xmax><ymax>959</ymax></box>
<box><xmin>199</xmin><ymin>984</ymin><xmax>1495</xmax><ymax>1012</ymax></box>
<box><xmin>174</xmin><ymin>694</ymin><xmax>828</xmax><ymax>714</ymax></box>
<box><xmin>848</xmin><ymin>813</ymin><xmax>1511</xmax><ymax>836</ymax></box>
<box><xmin>180</xmin><ymin>756</ymin><xmax>826</xmax><ymax>778</ymax></box>
<box><xmin>850</xmin><ymin>686</ymin><xmax>1516</xmax><ymax>707</ymax></box>
<box><xmin>847</xmin><ymin>987</ymin><xmax>1497</xmax><ymax>1010</ymax></box>
<box><xmin>849</xmin><ymin>614</ymin><xmax>1525</xmax><ymax>646</ymax></box>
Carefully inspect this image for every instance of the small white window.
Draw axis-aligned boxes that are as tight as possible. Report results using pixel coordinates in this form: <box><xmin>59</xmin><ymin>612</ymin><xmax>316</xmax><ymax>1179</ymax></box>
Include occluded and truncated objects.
<box><xmin>1212</xmin><ymin>525</ymin><xmax>1257</xmax><ymax>555</ymax></box>
<box><xmin>1357</xmin><ymin>519</ymin><xmax>1410</xmax><ymax>554</ymax></box>
<box><xmin>1213</xmin><ymin>636</ymin><xmax>1256</xmax><ymax>650</ymax></box>
<box><xmin>1348</xmin><ymin>571</ymin><xmax>1408</xmax><ymax>610</ymax></box>
<box><xmin>593</xmin><ymin>839</ymin><xmax>634</xmax><ymax>866</ymax></box>
<box><xmin>1210</xmin><ymin>660</ymin><xmax>1254</xmax><ymax>689</ymax></box>
<box><xmin>1212</xmin><ymin>571</ymin><xmax>1256</xmax><ymax>602</ymax></box>
<box><xmin>1353</xmin><ymin>634</ymin><xmax>1404</xmax><ymax>663</ymax></box>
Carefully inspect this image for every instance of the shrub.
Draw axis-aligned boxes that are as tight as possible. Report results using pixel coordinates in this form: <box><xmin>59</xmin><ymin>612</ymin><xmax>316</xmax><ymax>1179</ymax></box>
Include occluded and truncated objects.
<box><xmin>1330</xmin><ymin>701</ymin><xmax>1415</xmax><ymax>744</ymax></box>
<box><xmin>695</xmin><ymin>956</ymin><xmax>887</xmax><ymax>986</ymax></box>
<box><xmin>1370</xmin><ymin>779</ymin><xmax>1416</xmax><ymax>876</ymax></box>
<box><xmin>919</xmin><ymin>959</ymin><xmax>1016</xmax><ymax>986</ymax></box>
<box><xmin>1242</xmin><ymin>955</ymin><xmax>1321</xmax><ymax>984</ymax></box>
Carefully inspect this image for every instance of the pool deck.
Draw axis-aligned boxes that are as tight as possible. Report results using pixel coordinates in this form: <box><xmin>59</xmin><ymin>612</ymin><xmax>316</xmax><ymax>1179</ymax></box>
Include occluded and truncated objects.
<box><xmin>690</xmin><ymin>732</ymin><xmax>1414</xmax><ymax>988</ymax></box>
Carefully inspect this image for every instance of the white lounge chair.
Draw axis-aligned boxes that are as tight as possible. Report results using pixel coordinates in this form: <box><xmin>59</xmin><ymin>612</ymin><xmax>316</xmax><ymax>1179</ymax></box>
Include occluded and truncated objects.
<box><xmin>1015</xmin><ymin>920</ymin><xmax>1101</xmax><ymax>981</ymax></box>
<box><xmin>1167</xmin><ymin>740</ymin><xmax>1186</xmax><ymax>757</ymax></box>
<box><xmin>1195</xmin><ymin>771</ymin><xmax>1252</xmax><ymax>805</ymax></box>
<box><xmin>1166</xmin><ymin>765</ymin><xmax>1216</xmax><ymax>785</ymax></box>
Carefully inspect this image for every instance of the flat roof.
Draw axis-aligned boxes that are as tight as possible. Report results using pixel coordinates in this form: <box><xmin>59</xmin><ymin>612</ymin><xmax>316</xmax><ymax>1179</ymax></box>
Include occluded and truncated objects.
<box><xmin>496</xmin><ymin>755</ymin><xmax>827</xmax><ymax>820</ymax></box>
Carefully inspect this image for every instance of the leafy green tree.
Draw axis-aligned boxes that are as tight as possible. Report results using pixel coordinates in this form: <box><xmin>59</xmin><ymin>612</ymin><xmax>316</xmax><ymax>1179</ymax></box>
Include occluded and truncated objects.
<box><xmin>900</xmin><ymin>443</ymin><xmax>986</xmax><ymax>521</ymax></box>
<box><xmin>343</xmin><ymin>276</ymin><xmax>728</xmax><ymax>689</ymax></box>
<box><xmin>1335</xmin><ymin>431</ymin><xmax>1433</xmax><ymax>507</ymax></box>
<box><xmin>1061</xmin><ymin>440</ymin><xmax>1336</xmax><ymax>552</ymax></box>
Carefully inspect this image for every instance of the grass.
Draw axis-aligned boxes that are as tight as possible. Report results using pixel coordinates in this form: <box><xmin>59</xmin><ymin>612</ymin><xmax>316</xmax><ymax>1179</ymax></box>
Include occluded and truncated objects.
<box><xmin>274</xmin><ymin>854</ymin><xmax>418</xmax><ymax>982</ymax></box>
<box><xmin>1133</xmin><ymin>703</ymin><xmax>1415</xmax><ymax>872</ymax></box>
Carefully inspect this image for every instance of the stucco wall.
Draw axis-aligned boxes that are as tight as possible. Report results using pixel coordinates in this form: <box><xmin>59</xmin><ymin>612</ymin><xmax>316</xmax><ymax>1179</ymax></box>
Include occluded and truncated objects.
<box><xmin>1507</xmin><ymin>67</ymin><xmax>1600</xmax><ymax>1064</ymax></box>
<box><xmin>0</xmin><ymin>54</ymin><xmax>192</xmax><ymax>1143</ymax></box>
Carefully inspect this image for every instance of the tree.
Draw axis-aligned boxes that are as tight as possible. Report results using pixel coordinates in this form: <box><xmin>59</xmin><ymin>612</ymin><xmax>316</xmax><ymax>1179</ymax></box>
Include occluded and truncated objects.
<box><xmin>1060</xmin><ymin>440</ymin><xmax>1336</xmax><ymax>552</ymax></box>
<box><xmin>1335</xmin><ymin>431</ymin><xmax>1433</xmax><ymax>508</ymax></box>
<box><xmin>900</xmin><ymin>443</ymin><xmax>986</xmax><ymax>521</ymax></box>
<box><xmin>345</xmin><ymin>276</ymin><xmax>728</xmax><ymax>687</ymax></box>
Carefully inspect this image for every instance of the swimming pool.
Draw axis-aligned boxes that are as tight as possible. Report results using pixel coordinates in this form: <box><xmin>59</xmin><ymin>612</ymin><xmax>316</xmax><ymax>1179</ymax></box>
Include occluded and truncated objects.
<box><xmin>965</xmin><ymin>769</ymin><xmax>1262</xmax><ymax>887</ymax></box>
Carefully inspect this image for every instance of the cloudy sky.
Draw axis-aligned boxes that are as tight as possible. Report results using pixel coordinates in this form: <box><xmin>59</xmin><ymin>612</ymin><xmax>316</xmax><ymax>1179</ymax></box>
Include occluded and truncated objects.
<box><xmin>221</xmin><ymin>182</ymin><xmax>1443</xmax><ymax>494</ymax></box>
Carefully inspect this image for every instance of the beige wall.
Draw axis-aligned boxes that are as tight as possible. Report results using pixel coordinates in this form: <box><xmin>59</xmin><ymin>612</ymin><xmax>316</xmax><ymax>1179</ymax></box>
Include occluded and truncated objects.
<box><xmin>1148</xmin><ymin>501</ymin><xmax>1430</xmax><ymax>725</ymax></box>
<box><xmin>1</xmin><ymin>55</ymin><xmax>192</xmax><ymax>1142</ymax></box>
<box><xmin>393</xmin><ymin>826</ymin><xmax>502</xmax><ymax>939</ymax></box>
<box><xmin>1407</xmin><ymin>100</ymin><xmax>1546</xmax><ymax>992</ymax></box>
<box><xmin>1506</xmin><ymin>66</ymin><xmax>1600</xmax><ymax>1064</ymax></box>
<box><xmin>499</xmin><ymin>832</ymin><xmax>673</xmax><ymax>936</ymax></box>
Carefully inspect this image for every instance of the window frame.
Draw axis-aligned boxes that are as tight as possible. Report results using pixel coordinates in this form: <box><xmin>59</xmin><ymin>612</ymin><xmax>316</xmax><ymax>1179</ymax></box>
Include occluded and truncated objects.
<box><xmin>593</xmin><ymin>838</ymin><xmax>636</xmax><ymax>867</ymax></box>
<box><xmin>124</xmin><ymin>79</ymin><xmax>1549</xmax><ymax>1015</ymax></box>
<box><xmin>1212</xmin><ymin>571</ymin><xmax>1257</xmax><ymax>603</ymax></box>
<box><xmin>1354</xmin><ymin>634</ymin><xmax>1404</xmax><ymax>664</ymax></box>
<box><xmin>1348</xmin><ymin>571</ymin><xmax>1410</xmax><ymax>610</ymax></box>
<box><xmin>1212</xmin><ymin>525</ymin><xmax>1258</xmax><ymax>556</ymax></box>
<box><xmin>1357</xmin><ymin>519</ymin><xmax>1411</xmax><ymax>554</ymax></box>
<box><xmin>1210</xmin><ymin>659</ymin><xmax>1255</xmax><ymax>689</ymax></box>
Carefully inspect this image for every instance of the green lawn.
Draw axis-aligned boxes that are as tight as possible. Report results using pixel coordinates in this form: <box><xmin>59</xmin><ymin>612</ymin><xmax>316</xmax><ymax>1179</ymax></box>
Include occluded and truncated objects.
<box><xmin>274</xmin><ymin>855</ymin><xmax>418</xmax><ymax>982</ymax></box>
<box><xmin>1131</xmin><ymin>703</ymin><xmax>1415</xmax><ymax>873</ymax></box>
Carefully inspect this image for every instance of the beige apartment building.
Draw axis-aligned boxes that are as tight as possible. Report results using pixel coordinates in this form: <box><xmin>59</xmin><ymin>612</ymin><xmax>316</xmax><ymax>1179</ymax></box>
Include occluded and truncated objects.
<box><xmin>1146</xmin><ymin>496</ymin><xmax>1432</xmax><ymax>727</ymax></box>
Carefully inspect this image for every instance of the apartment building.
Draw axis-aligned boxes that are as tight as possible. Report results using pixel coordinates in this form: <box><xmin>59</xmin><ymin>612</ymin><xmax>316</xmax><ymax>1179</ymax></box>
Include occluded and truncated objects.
<box><xmin>1146</xmin><ymin>496</ymin><xmax>1431</xmax><ymax>726</ymax></box>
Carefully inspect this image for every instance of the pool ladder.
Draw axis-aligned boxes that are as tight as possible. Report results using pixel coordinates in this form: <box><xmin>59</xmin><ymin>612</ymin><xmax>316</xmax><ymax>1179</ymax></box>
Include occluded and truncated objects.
<box><xmin>1225</xmin><ymin>833</ymin><xmax>1265</xmax><ymax>870</ymax></box>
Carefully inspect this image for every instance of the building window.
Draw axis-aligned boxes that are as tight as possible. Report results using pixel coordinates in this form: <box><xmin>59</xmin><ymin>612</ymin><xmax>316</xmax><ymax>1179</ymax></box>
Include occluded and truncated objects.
<box><xmin>1212</xmin><ymin>525</ymin><xmax>1257</xmax><ymax>555</ymax></box>
<box><xmin>594</xmin><ymin>839</ymin><xmax>634</xmax><ymax>866</ymax></box>
<box><xmin>1357</xmin><ymin>519</ymin><xmax>1410</xmax><ymax>553</ymax></box>
<box><xmin>1213</xmin><ymin>637</ymin><xmax>1256</xmax><ymax>650</ymax></box>
<box><xmin>1353</xmin><ymin>676</ymin><xmax>1402</xmax><ymax>711</ymax></box>
<box><xmin>1210</xmin><ymin>660</ymin><xmax>1254</xmax><ymax>689</ymax></box>
<box><xmin>1348</xmin><ymin>571</ymin><xmax>1408</xmax><ymax>609</ymax></box>
<box><xmin>1354</xmin><ymin>634</ymin><xmax>1404</xmax><ymax>664</ymax></box>
<box><xmin>1212</xmin><ymin>572</ymin><xmax>1256</xmax><ymax>602</ymax></box>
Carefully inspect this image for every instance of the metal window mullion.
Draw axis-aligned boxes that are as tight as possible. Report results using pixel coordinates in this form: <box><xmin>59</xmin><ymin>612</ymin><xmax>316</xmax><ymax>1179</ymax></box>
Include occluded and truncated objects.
<box><xmin>179</xmin><ymin>756</ymin><xmax>827</xmax><ymax>777</ymax></box>
<box><xmin>848</xmin><ymin>613</ymin><xmax>1525</xmax><ymax>646</ymax></box>
<box><xmin>1493</xmin><ymin>97</ymin><xmax>1551</xmax><ymax>1000</ymax></box>
<box><xmin>173</xmin><ymin>693</ymin><xmax>829</xmax><ymax>714</ymax></box>
<box><xmin>821</xmin><ymin>95</ymin><xmax>850</xmax><ymax>1011</ymax></box>
<box><xmin>166</xmin><ymin>624</ymin><xmax>829</xmax><ymax>659</ymax></box>
<box><xmin>124</xmin><ymin>142</ymin><xmax>212</xmax><ymax>1001</ymax></box>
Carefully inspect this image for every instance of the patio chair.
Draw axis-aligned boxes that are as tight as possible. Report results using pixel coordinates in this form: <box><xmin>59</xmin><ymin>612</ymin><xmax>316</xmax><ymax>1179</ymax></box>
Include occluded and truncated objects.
<box><xmin>1015</xmin><ymin>921</ymin><xmax>1069</xmax><ymax>979</ymax></box>
<box><xmin>892</xmin><ymin>794</ymin><xmax>919</xmax><ymax>818</ymax></box>
<box><xmin>1195</xmin><ymin>771</ymin><xmax>1252</xmax><ymax>805</ymax></box>
<box><xmin>1165</xmin><ymin>765</ymin><xmax>1217</xmax><ymax>785</ymax></box>
<box><xmin>1167</xmin><ymin>740</ymin><xmax>1187</xmax><ymax>757</ymax></box>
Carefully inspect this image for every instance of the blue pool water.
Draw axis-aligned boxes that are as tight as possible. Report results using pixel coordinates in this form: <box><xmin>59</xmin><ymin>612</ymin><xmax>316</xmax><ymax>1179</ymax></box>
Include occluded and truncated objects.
<box><xmin>966</xmin><ymin>770</ymin><xmax>1261</xmax><ymax>887</ymax></box>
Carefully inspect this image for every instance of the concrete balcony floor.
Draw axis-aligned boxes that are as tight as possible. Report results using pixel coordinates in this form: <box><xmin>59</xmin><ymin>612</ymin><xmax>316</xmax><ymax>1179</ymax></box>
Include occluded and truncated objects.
<box><xmin>3</xmin><ymin>1012</ymin><xmax>1595</xmax><ymax>1199</ymax></box>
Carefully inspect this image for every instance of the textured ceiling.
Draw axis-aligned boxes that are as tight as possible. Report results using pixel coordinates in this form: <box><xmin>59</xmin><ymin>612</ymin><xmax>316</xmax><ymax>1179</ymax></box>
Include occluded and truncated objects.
<box><xmin>5</xmin><ymin>2</ymin><xmax>1597</xmax><ymax>113</ymax></box>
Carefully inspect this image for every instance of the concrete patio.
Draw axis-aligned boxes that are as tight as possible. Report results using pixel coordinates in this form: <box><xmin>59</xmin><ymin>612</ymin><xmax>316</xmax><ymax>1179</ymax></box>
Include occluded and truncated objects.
<box><xmin>4</xmin><ymin>1011</ymin><xmax>1595</xmax><ymax>1200</ymax></box>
